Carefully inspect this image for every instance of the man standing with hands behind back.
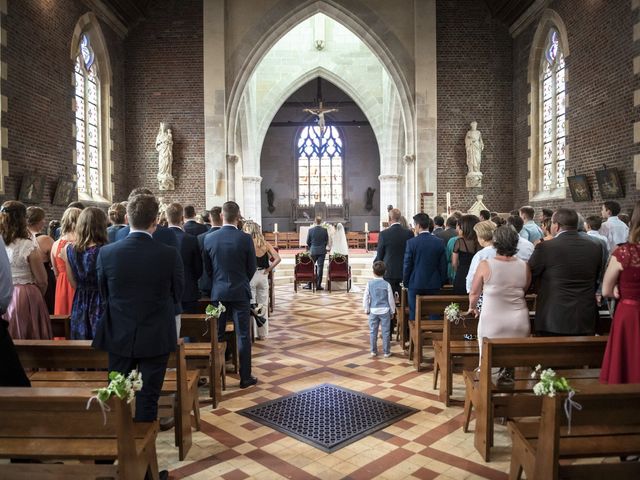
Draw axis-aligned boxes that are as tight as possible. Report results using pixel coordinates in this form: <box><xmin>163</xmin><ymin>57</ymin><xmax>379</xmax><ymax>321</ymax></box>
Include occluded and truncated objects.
<box><xmin>203</xmin><ymin>201</ymin><xmax>258</xmax><ymax>388</ymax></box>
<box><xmin>305</xmin><ymin>216</ymin><xmax>329</xmax><ymax>290</ymax></box>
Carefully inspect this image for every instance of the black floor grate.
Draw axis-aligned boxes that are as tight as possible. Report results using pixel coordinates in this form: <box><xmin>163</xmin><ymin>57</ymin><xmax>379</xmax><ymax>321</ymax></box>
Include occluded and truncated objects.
<box><xmin>237</xmin><ymin>383</ymin><xmax>418</xmax><ymax>452</ymax></box>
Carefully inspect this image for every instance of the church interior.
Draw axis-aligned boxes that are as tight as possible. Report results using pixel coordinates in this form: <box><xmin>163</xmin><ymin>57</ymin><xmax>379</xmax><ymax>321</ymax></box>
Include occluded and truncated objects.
<box><xmin>1</xmin><ymin>0</ymin><xmax>640</xmax><ymax>479</ymax></box>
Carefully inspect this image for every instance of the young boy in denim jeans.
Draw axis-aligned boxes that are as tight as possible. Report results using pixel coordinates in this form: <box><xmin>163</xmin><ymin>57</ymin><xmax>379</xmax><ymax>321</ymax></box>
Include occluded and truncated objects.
<box><xmin>363</xmin><ymin>261</ymin><xmax>396</xmax><ymax>358</ymax></box>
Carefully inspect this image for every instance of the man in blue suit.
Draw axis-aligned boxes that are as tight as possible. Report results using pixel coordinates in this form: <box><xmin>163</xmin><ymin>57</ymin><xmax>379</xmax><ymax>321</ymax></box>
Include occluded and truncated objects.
<box><xmin>203</xmin><ymin>201</ymin><xmax>257</xmax><ymax>388</ymax></box>
<box><xmin>93</xmin><ymin>193</ymin><xmax>184</xmax><ymax>423</ymax></box>
<box><xmin>403</xmin><ymin>213</ymin><xmax>447</xmax><ymax>321</ymax></box>
<box><xmin>197</xmin><ymin>206</ymin><xmax>222</xmax><ymax>297</ymax></box>
<box><xmin>305</xmin><ymin>216</ymin><xmax>329</xmax><ymax>290</ymax></box>
<box><xmin>167</xmin><ymin>203</ymin><xmax>203</xmax><ymax>314</ymax></box>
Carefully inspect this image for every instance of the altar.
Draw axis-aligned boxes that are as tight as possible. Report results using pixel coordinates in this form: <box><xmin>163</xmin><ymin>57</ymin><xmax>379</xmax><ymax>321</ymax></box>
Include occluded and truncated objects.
<box><xmin>291</xmin><ymin>201</ymin><xmax>349</xmax><ymax>233</ymax></box>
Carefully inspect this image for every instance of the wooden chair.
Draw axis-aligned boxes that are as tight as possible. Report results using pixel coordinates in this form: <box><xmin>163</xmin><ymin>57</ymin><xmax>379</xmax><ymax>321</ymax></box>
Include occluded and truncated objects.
<box><xmin>294</xmin><ymin>253</ymin><xmax>315</xmax><ymax>292</ymax></box>
<box><xmin>15</xmin><ymin>339</ymin><xmax>199</xmax><ymax>461</ymax></box>
<box><xmin>180</xmin><ymin>313</ymin><xmax>226</xmax><ymax>408</ymax></box>
<box><xmin>327</xmin><ymin>254</ymin><xmax>351</xmax><ymax>292</ymax></box>
<box><xmin>367</xmin><ymin>232</ymin><xmax>379</xmax><ymax>251</ymax></box>
<box><xmin>508</xmin><ymin>384</ymin><xmax>640</xmax><ymax>479</ymax></box>
<box><xmin>0</xmin><ymin>387</ymin><xmax>160</xmax><ymax>479</ymax></box>
<box><xmin>463</xmin><ymin>336</ymin><xmax>608</xmax><ymax>461</ymax></box>
<box><xmin>346</xmin><ymin>232</ymin><xmax>359</xmax><ymax>248</ymax></box>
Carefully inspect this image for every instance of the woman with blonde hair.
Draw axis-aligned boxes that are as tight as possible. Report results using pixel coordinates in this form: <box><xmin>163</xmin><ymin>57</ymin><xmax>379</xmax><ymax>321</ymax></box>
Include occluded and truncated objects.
<box><xmin>242</xmin><ymin>220</ymin><xmax>281</xmax><ymax>339</ymax></box>
<box><xmin>0</xmin><ymin>201</ymin><xmax>50</xmax><ymax>339</ymax></box>
<box><xmin>62</xmin><ymin>207</ymin><xmax>108</xmax><ymax>339</ymax></box>
<box><xmin>26</xmin><ymin>206</ymin><xmax>56</xmax><ymax>312</ymax></box>
<box><xmin>51</xmin><ymin>207</ymin><xmax>81</xmax><ymax>315</ymax></box>
<box><xmin>465</xmin><ymin>220</ymin><xmax>497</xmax><ymax>293</ymax></box>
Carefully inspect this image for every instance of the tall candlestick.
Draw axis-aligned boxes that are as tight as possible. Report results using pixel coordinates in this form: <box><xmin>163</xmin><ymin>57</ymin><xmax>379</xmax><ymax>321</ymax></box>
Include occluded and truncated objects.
<box><xmin>364</xmin><ymin>222</ymin><xmax>369</xmax><ymax>232</ymax></box>
<box><xmin>274</xmin><ymin>223</ymin><xmax>278</xmax><ymax>233</ymax></box>
<box><xmin>446</xmin><ymin>192</ymin><xmax>451</xmax><ymax>215</ymax></box>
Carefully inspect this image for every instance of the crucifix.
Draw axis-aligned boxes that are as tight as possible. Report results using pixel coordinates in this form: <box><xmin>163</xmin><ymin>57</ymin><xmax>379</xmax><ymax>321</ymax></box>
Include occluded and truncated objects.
<box><xmin>303</xmin><ymin>78</ymin><xmax>338</xmax><ymax>134</ymax></box>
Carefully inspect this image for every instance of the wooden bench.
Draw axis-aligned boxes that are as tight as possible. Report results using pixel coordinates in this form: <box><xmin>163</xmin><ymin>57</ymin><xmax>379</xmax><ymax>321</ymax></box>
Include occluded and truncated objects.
<box><xmin>432</xmin><ymin>295</ymin><xmax>536</xmax><ymax>405</ymax></box>
<box><xmin>508</xmin><ymin>384</ymin><xmax>640</xmax><ymax>479</ymax></box>
<box><xmin>0</xmin><ymin>387</ymin><xmax>159</xmax><ymax>479</ymax></box>
<box><xmin>463</xmin><ymin>336</ymin><xmax>608</xmax><ymax>461</ymax></box>
<box><xmin>50</xmin><ymin>314</ymin><xmax>71</xmax><ymax>339</ymax></box>
<box><xmin>14</xmin><ymin>339</ymin><xmax>198</xmax><ymax>461</ymax></box>
<box><xmin>180</xmin><ymin>313</ymin><xmax>226</xmax><ymax>408</ymax></box>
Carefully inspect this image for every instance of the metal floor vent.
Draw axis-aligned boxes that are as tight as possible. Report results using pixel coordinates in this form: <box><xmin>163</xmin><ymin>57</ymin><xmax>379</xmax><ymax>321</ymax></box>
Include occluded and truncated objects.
<box><xmin>237</xmin><ymin>383</ymin><xmax>418</xmax><ymax>452</ymax></box>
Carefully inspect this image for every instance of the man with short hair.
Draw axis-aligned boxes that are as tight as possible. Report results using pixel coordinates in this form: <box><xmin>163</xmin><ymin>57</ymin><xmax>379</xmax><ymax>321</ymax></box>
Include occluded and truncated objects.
<box><xmin>432</xmin><ymin>215</ymin><xmax>444</xmax><ymax>235</ymax></box>
<box><xmin>403</xmin><ymin>213</ymin><xmax>447</xmax><ymax>322</ymax></box>
<box><xmin>198</xmin><ymin>206</ymin><xmax>222</xmax><ymax>296</ymax></box>
<box><xmin>506</xmin><ymin>215</ymin><xmax>534</xmax><ymax>261</ymax></box>
<box><xmin>528</xmin><ymin>208</ymin><xmax>602</xmax><ymax>336</ymax></box>
<box><xmin>375</xmin><ymin>208</ymin><xmax>414</xmax><ymax>296</ymax></box>
<box><xmin>479</xmin><ymin>210</ymin><xmax>491</xmax><ymax>221</ymax></box>
<box><xmin>305</xmin><ymin>216</ymin><xmax>329</xmax><ymax>290</ymax></box>
<box><xmin>93</xmin><ymin>194</ymin><xmax>185</xmax><ymax>425</ymax></box>
<box><xmin>436</xmin><ymin>216</ymin><xmax>458</xmax><ymax>244</ymax></box>
<box><xmin>599</xmin><ymin>201</ymin><xmax>629</xmax><ymax>253</ymax></box>
<box><xmin>107</xmin><ymin>202</ymin><xmax>127</xmax><ymax>243</ymax></box>
<box><xmin>203</xmin><ymin>201</ymin><xmax>257</xmax><ymax>388</ymax></box>
<box><xmin>519</xmin><ymin>206</ymin><xmax>543</xmax><ymax>244</ymax></box>
<box><xmin>585</xmin><ymin>215</ymin><xmax>609</xmax><ymax>254</ymax></box>
<box><xmin>167</xmin><ymin>203</ymin><xmax>203</xmax><ymax>314</ymax></box>
<box><xmin>183</xmin><ymin>205</ymin><xmax>208</xmax><ymax>237</ymax></box>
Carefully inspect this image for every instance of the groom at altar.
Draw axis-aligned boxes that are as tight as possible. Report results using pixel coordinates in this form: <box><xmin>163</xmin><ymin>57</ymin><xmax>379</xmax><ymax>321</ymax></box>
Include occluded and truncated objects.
<box><xmin>305</xmin><ymin>216</ymin><xmax>329</xmax><ymax>290</ymax></box>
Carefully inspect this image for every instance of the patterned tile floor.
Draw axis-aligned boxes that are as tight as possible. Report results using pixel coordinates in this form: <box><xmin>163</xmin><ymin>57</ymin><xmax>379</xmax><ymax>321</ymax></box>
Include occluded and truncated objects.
<box><xmin>159</xmin><ymin>286</ymin><xmax>511</xmax><ymax>479</ymax></box>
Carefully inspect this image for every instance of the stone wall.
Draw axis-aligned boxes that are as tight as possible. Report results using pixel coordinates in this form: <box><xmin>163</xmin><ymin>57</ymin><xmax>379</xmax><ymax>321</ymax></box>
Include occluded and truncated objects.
<box><xmin>1</xmin><ymin>0</ymin><xmax>126</xmax><ymax>220</ymax></box>
<box><xmin>124</xmin><ymin>0</ymin><xmax>205</xmax><ymax>210</ymax></box>
<box><xmin>436</xmin><ymin>0</ymin><xmax>514</xmax><ymax>214</ymax></box>
<box><xmin>513</xmin><ymin>0</ymin><xmax>639</xmax><ymax>216</ymax></box>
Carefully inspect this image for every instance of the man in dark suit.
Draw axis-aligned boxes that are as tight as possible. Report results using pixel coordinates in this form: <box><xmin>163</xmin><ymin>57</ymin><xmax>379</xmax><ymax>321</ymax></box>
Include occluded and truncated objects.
<box><xmin>375</xmin><ymin>208</ymin><xmax>414</xmax><ymax>296</ymax></box>
<box><xmin>183</xmin><ymin>205</ymin><xmax>208</xmax><ymax>237</ymax></box>
<box><xmin>435</xmin><ymin>215</ymin><xmax>458</xmax><ymax>244</ymax></box>
<box><xmin>203</xmin><ymin>201</ymin><xmax>257</xmax><ymax>388</ymax></box>
<box><xmin>167</xmin><ymin>203</ymin><xmax>203</xmax><ymax>314</ymax></box>
<box><xmin>198</xmin><ymin>206</ymin><xmax>222</xmax><ymax>297</ymax></box>
<box><xmin>106</xmin><ymin>202</ymin><xmax>127</xmax><ymax>244</ymax></box>
<box><xmin>528</xmin><ymin>208</ymin><xmax>602</xmax><ymax>336</ymax></box>
<box><xmin>403</xmin><ymin>213</ymin><xmax>447</xmax><ymax>321</ymax></box>
<box><xmin>305</xmin><ymin>216</ymin><xmax>329</xmax><ymax>290</ymax></box>
<box><xmin>93</xmin><ymin>193</ymin><xmax>184</xmax><ymax>423</ymax></box>
<box><xmin>115</xmin><ymin>189</ymin><xmax>178</xmax><ymax>248</ymax></box>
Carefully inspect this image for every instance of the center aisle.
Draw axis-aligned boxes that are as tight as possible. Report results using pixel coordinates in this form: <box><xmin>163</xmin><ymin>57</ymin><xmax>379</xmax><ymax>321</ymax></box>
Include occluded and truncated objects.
<box><xmin>158</xmin><ymin>285</ymin><xmax>511</xmax><ymax>479</ymax></box>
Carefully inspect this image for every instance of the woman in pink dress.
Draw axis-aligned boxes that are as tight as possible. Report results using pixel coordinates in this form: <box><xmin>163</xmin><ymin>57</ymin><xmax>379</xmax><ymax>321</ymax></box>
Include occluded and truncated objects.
<box><xmin>600</xmin><ymin>200</ymin><xmax>640</xmax><ymax>384</ymax></box>
<box><xmin>0</xmin><ymin>201</ymin><xmax>50</xmax><ymax>339</ymax></box>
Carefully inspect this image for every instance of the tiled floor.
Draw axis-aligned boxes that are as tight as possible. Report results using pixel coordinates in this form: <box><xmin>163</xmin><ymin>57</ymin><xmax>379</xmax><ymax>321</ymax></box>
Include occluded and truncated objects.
<box><xmin>159</xmin><ymin>286</ymin><xmax>511</xmax><ymax>479</ymax></box>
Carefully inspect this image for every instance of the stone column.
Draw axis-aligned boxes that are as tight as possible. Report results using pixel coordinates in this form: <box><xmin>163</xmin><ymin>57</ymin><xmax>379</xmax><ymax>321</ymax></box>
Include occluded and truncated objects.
<box><xmin>403</xmin><ymin>154</ymin><xmax>416</xmax><ymax>219</ymax></box>
<box><xmin>227</xmin><ymin>154</ymin><xmax>239</xmax><ymax>201</ymax></box>
<box><xmin>378</xmin><ymin>174</ymin><xmax>402</xmax><ymax>227</ymax></box>
<box><xmin>204</xmin><ymin>0</ymin><xmax>227</xmax><ymax>208</ymax></box>
<box><xmin>242</xmin><ymin>175</ymin><xmax>262</xmax><ymax>222</ymax></box>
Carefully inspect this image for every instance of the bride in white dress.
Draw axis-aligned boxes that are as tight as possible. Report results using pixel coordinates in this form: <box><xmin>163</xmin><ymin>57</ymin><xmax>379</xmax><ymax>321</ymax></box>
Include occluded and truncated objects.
<box><xmin>330</xmin><ymin>223</ymin><xmax>349</xmax><ymax>256</ymax></box>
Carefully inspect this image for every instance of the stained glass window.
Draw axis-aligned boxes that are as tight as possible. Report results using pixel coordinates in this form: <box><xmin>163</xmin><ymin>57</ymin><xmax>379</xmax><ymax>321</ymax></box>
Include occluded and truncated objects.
<box><xmin>297</xmin><ymin>126</ymin><xmax>343</xmax><ymax>206</ymax></box>
<box><xmin>540</xmin><ymin>29</ymin><xmax>566</xmax><ymax>191</ymax></box>
<box><xmin>74</xmin><ymin>33</ymin><xmax>101</xmax><ymax>196</ymax></box>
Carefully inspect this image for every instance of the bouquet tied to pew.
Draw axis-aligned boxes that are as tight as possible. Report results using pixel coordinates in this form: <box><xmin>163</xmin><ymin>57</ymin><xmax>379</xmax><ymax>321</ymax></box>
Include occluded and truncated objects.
<box><xmin>86</xmin><ymin>370</ymin><xmax>144</xmax><ymax>424</ymax></box>
<box><xmin>531</xmin><ymin>364</ymin><xmax>581</xmax><ymax>432</ymax></box>
<box><xmin>444</xmin><ymin>303</ymin><xmax>463</xmax><ymax>324</ymax></box>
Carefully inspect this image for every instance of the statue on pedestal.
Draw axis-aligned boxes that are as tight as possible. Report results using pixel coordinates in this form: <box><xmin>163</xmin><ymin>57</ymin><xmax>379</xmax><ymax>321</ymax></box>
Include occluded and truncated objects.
<box><xmin>156</xmin><ymin>122</ymin><xmax>175</xmax><ymax>191</ymax></box>
<box><xmin>465</xmin><ymin>121</ymin><xmax>484</xmax><ymax>188</ymax></box>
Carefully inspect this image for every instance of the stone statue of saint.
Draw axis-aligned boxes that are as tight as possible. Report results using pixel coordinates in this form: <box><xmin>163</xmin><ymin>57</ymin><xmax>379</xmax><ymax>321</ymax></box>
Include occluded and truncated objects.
<box><xmin>365</xmin><ymin>187</ymin><xmax>376</xmax><ymax>211</ymax></box>
<box><xmin>465</xmin><ymin>121</ymin><xmax>484</xmax><ymax>187</ymax></box>
<box><xmin>156</xmin><ymin>122</ymin><xmax>175</xmax><ymax>190</ymax></box>
<box><xmin>265</xmin><ymin>188</ymin><xmax>275</xmax><ymax>213</ymax></box>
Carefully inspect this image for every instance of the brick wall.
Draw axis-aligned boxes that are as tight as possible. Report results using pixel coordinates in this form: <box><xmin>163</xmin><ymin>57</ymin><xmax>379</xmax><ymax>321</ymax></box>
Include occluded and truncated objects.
<box><xmin>436</xmin><ymin>0</ymin><xmax>514</xmax><ymax>213</ymax></box>
<box><xmin>513</xmin><ymin>0</ymin><xmax>640</xmax><ymax>217</ymax></box>
<box><xmin>124</xmin><ymin>0</ymin><xmax>205</xmax><ymax>211</ymax></box>
<box><xmin>1</xmin><ymin>0</ymin><xmax>125</xmax><ymax>221</ymax></box>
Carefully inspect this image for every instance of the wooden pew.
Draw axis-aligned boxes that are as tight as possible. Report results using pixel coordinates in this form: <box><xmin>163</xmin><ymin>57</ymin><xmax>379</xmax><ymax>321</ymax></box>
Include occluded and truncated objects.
<box><xmin>508</xmin><ymin>384</ymin><xmax>640</xmax><ymax>479</ymax></box>
<box><xmin>463</xmin><ymin>336</ymin><xmax>608</xmax><ymax>461</ymax></box>
<box><xmin>0</xmin><ymin>387</ymin><xmax>159</xmax><ymax>479</ymax></box>
<box><xmin>14</xmin><ymin>339</ymin><xmax>198</xmax><ymax>461</ymax></box>
<box><xmin>432</xmin><ymin>295</ymin><xmax>536</xmax><ymax>405</ymax></box>
<box><xmin>180</xmin><ymin>313</ymin><xmax>226</xmax><ymax>408</ymax></box>
<box><xmin>50</xmin><ymin>314</ymin><xmax>70</xmax><ymax>339</ymax></box>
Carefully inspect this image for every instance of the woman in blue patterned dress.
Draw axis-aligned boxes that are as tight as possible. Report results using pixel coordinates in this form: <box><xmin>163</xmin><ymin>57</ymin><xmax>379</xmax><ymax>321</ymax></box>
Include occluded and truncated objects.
<box><xmin>62</xmin><ymin>207</ymin><xmax>108</xmax><ymax>340</ymax></box>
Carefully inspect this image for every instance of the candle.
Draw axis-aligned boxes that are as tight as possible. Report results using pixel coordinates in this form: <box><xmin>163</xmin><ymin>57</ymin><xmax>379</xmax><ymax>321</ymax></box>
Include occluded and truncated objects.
<box><xmin>364</xmin><ymin>222</ymin><xmax>369</xmax><ymax>232</ymax></box>
<box><xmin>274</xmin><ymin>223</ymin><xmax>278</xmax><ymax>233</ymax></box>
<box><xmin>446</xmin><ymin>192</ymin><xmax>451</xmax><ymax>214</ymax></box>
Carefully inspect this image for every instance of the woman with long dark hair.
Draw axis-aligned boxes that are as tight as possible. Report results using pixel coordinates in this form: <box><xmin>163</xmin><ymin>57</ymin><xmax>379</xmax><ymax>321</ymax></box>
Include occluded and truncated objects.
<box><xmin>451</xmin><ymin>215</ymin><xmax>481</xmax><ymax>294</ymax></box>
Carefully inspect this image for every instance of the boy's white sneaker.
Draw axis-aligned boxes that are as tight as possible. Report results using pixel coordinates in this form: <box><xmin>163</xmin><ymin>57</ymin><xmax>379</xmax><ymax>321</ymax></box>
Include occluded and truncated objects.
<box><xmin>370</xmin><ymin>352</ymin><xmax>377</xmax><ymax>357</ymax></box>
<box><xmin>383</xmin><ymin>353</ymin><xmax>392</xmax><ymax>358</ymax></box>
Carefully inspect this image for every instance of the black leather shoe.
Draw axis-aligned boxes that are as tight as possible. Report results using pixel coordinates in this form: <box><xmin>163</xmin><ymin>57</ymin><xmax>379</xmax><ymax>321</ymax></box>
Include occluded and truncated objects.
<box><xmin>159</xmin><ymin>417</ymin><xmax>175</xmax><ymax>431</ymax></box>
<box><xmin>239</xmin><ymin>376</ymin><xmax>258</xmax><ymax>389</ymax></box>
<box><xmin>317</xmin><ymin>286</ymin><xmax>324</xmax><ymax>291</ymax></box>
<box><xmin>302</xmin><ymin>284</ymin><xmax>312</xmax><ymax>290</ymax></box>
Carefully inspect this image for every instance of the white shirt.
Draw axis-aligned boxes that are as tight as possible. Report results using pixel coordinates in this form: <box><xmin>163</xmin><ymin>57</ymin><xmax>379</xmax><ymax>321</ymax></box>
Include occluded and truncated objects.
<box><xmin>599</xmin><ymin>216</ymin><xmax>629</xmax><ymax>253</ymax></box>
<box><xmin>362</xmin><ymin>280</ymin><xmax>396</xmax><ymax>315</ymax></box>
<box><xmin>129</xmin><ymin>229</ymin><xmax>153</xmax><ymax>238</ymax></box>
<box><xmin>516</xmin><ymin>236</ymin><xmax>534</xmax><ymax>262</ymax></box>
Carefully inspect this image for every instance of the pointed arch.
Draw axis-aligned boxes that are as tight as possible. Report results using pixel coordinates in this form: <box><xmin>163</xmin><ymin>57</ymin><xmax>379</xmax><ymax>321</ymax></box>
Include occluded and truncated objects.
<box><xmin>70</xmin><ymin>12</ymin><xmax>113</xmax><ymax>203</ymax></box>
<box><xmin>527</xmin><ymin>9</ymin><xmax>569</xmax><ymax>200</ymax></box>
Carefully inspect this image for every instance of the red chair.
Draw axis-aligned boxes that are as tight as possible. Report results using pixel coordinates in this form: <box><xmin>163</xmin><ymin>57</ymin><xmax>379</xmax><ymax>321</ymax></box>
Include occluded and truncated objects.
<box><xmin>294</xmin><ymin>253</ymin><xmax>316</xmax><ymax>292</ymax></box>
<box><xmin>327</xmin><ymin>254</ymin><xmax>351</xmax><ymax>292</ymax></box>
<box><xmin>367</xmin><ymin>232</ymin><xmax>379</xmax><ymax>251</ymax></box>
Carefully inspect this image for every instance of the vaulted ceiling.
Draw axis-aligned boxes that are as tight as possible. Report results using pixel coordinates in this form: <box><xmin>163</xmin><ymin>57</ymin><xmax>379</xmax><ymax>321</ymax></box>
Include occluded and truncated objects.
<box><xmin>484</xmin><ymin>0</ymin><xmax>537</xmax><ymax>28</ymax></box>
